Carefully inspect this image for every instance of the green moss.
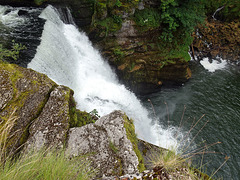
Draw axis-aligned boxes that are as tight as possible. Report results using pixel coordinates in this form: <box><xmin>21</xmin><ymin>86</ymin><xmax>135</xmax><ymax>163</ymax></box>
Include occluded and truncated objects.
<box><xmin>123</xmin><ymin>115</ymin><xmax>145</xmax><ymax>172</ymax></box>
<box><xmin>0</xmin><ymin>63</ymin><xmax>58</xmax><ymax>155</ymax></box>
<box><xmin>112</xmin><ymin>158</ymin><xmax>124</xmax><ymax>176</ymax></box>
<box><xmin>69</xmin><ymin>96</ymin><xmax>96</xmax><ymax>128</ymax></box>
<box><xmin>94</xmin><ymin>16</ymin><xmax>122</xmax><ymax>37</ymax></box>
<box><xmin>113</xmin><ymin>47</ymin><xmax>125</xmax><ymax>61</ymax></box>
<box><xmin>109</xmin><ymin>140</ymin><xmax>119</xmax><ymax>154</ymax></box>
<box><xmin>134</xmin><ymin>8</ymin><xmax>161</xmax><ymax>31</ymax></box>
<box><xmin>34</xmin><ymin>0</ymin><xmax>48</xmax><ymax>6</ymax></box>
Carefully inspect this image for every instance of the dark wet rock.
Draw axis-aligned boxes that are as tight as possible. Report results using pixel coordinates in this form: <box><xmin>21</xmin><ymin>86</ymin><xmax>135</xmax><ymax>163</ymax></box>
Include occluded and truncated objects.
<box><xmin>18</xmin><ymin>9</ymin><xmax>28</xmax><ymax>16</ymax></box>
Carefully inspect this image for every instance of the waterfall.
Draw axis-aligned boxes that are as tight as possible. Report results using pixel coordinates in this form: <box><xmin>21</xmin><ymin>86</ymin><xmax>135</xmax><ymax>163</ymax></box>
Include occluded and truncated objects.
<box><xmin>212</xmin><ymin>6</ymin><xmax>225</xmax><ymax>20</ymax></box>
<box><xmin>27</xmin><ymin>5</ymin><xmax>178</xmax><ymax>148</ymax></box>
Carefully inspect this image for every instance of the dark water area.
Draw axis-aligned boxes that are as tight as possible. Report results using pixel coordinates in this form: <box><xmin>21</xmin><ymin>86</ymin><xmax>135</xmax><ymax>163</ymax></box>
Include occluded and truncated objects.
<box><xmin>0</xmin><ymin>5</ymin><xmax>44</xmax><ymax>67</ymax></box>
<box><xmin>141</xmin><ymin>60</ymin><xmax>240</xmax><ymax>179</ymax></box>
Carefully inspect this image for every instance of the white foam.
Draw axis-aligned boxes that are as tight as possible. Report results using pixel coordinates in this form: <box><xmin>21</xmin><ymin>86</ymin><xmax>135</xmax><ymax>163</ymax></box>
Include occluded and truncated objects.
<box><xmin>0</xmin><ymin>5</ymin><xmax>27</xmax><ymax>27</ymax></box>
<box><xmin>200</xmin><ymin>57</ymin><xmax>227</xmax><ymax>72</ymax></box>
<box><xmin>28</xmin><ymin>5</ymin><xmax>180</xmax><ymax>148</ymax></box>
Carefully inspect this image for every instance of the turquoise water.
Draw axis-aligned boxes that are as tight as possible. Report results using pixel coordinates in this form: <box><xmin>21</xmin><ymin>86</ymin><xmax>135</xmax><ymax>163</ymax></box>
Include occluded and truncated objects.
<box><xmin>141</xmin><ymin>60</ymin><xmax>240</xmax><ymax>179</ymax></box>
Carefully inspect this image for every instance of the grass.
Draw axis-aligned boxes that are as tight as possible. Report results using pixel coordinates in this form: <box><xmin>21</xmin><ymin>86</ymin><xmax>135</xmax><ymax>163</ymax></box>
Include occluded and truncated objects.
<box><xmin>0</xmin><ymin>108</ymin><xmax>18</xmax><ymax>165</ymax></box>
<box><xmin>0</xmin><ymin>110</ymin><xmax>96</xmax><ymax>180</ymax></box>
<box><xmin>147</xmin><ymin>99</ymin><xmax>230</xmax><ymax>179</ymax></box>
<box><xmin>0</xmin><ymin>149</ymin><xmax>95</xmax><ymax>180</ymax></box>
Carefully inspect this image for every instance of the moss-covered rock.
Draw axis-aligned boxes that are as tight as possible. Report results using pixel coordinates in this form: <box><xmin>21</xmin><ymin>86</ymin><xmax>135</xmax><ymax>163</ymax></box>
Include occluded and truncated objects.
<box><xmin>66</xmin><ymin>110</ymin><xmax>143</xmax><ymax>178</ymax></box>
<box><xmin>0</xmin><ymin>62</ymin><xmax>56</xmax><ymax>155</ymax></box>
<box><xmin>25</xmin><ymin>85</ymin><xmax>72</xmax><ymax>151</ymax></box>
<box><xmin>0</xmin><ymin>61</ymin><xmax>96</xmax><ymax>155</ymax></box>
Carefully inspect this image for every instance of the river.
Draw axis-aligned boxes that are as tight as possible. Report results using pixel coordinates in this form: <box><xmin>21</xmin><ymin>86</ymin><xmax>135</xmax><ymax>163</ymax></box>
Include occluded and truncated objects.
<box><xmin>141</xmin><ymin>59</ymin><xmax>240</xmax><ymax>179</ymax></box>
<box><xmin>1</xmin><ymin>4</ymin><xmax>239</xmax><ymax>179</ymax></box>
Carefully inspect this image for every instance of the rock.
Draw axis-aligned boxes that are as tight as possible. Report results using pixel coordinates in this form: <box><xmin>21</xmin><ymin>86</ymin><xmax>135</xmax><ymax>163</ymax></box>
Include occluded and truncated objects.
<box><xmin>192</xmin><ymin>19</ymin><xmax>240</xmax><ymax>61</ymax></box>
<box><xmin>88</xmin><ymin>1</ymin><xmax>191</xmax><ymax>95</ymax></box>
<box><xmin>0</xmin><ymin>63</ymin><xmax>56</xmax><ymax>156</ymax></box>
<box><xmin>25</xmin><ymin>85</ymin><xmax>72</xmax><ymax>151</ymax></box>
<box><xmin>66</xmin><ymin>110</ymin><xmax>143</xmax><ymax>178</ymax></box>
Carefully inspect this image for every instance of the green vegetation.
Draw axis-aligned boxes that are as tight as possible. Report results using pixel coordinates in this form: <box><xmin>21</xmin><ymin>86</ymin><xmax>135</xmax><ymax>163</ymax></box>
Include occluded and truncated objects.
<box><xmin>203</xmin><ymin>0</ymin><xmax>240</xmax><ymax>21</ymax></box>
<box><xmin>0</xmin><ymin>41</ymin><xmax>26</xmax><ymax>61</ymax></box>
<box><xmin>134</xmin><ymin>8</ymin><xmax>161</xmax><ymax>31</ymax></box>
<box><xmin>34</xmin><ymin>0</ymin><xmax>48</xmax><ymax>6</ymax></box>
<box><xmin>109</xmin><ymin>140</ymin><xmax>119</xmax><ymax>154</ymax></box>
<box><xmin>123</xmin><ymin>115</ymin><xmax>145</xmax><ymax>172</ymax></box>
<box><xmin>159</xmin><ymin>0</ymin><xmax>205</xmax><ymax>42</ymax></box>
<box><xmin>0</xmin><ymin>149</ymin><xmax>95</xmax><ymax>180</ymax></box>
<box><xmin>69</xmin><ymin>97</ymin><xmax>97</xmax><ymax>128</ymax></box>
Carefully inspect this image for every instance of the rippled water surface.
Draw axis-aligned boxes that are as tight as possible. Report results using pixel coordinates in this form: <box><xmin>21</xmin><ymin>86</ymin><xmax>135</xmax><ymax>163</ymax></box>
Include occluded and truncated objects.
<box><xmin>141</xmin><ymin>60</ymin><xmax>240</xmax><ymax>179</ymax></box>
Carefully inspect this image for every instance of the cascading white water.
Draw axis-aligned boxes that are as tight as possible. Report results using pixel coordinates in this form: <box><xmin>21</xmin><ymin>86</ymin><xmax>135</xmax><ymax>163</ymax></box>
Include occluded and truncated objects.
<box><xmin>28</xmin><ymin>5</ymin><xmax>179</xmax><ymax>148</ymax></box>
<box><xmin>0</xmin><ymin>5</ymin><xmax>26</xmax><ymax>27</ymax></box>
<box><xmin>200</xmin><ymin>57</ymin><xmax>228</xmax><ymax>72</ymax></box>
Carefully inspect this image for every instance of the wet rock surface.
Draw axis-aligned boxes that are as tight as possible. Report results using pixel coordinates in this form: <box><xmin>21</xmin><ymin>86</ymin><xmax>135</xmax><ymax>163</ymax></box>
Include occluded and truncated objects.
<box><xmin>88</xmin><ymin>0</ymin><xmax>191</xmax><ymax>95</ymax></box>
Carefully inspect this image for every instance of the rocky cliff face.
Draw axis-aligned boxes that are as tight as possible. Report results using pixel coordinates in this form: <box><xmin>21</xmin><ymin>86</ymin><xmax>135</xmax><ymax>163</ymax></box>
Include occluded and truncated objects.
<box><xmin>88</xmin><ymin>0</ymin><xmax>191</xmax><ymax>94</ymax></box>
<box><xmin>192</xmin><ymin>19</ymin><xmax>240</xmax><ymax>61</ymax></box>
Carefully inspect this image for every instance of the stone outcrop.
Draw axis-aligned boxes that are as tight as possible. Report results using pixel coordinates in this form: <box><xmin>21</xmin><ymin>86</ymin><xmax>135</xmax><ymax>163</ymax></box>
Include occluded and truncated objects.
<box><xmin>192</xmin><ymin>19</ymin><xmax>240</xmax><ymax>61</ymax></box>
<box><xmin>66</xmin><ymin>110</ymin><xmax>143</xmax><ymax>178</ymax></box>
<box><xmin>25</xmin><ymin>85</ymin><xmax>72</xmax><ymax>151</ymax></box>
<box><xmin>89</xmin><ymin>0</ymin><xmax>191</xmax><ymax>94</ymax></box>
<box><xmin>0</xmin><ymin>62</ymin><xmax>93</xmax><ymax>155</ymax></box>
<box><xmin>0</xmin><ymin>62</ymin><xmax>145</xmax><ymax>178</ymax></box>
<box><xmin>0</xmin><ymin>62</ymin><xmax>56</xmax><ymax>155</ymax></box>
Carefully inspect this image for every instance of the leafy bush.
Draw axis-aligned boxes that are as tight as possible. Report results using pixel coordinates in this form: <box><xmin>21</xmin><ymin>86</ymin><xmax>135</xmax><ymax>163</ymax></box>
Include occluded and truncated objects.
<box><xmin>159</xmin><ymin>0</ymin><xmax>205</xmax><ymax>42</ymax></box>
<box><xmin>134</xmin><ymin>8</ymin><xmax>161</xmax><ymax>30</ymax></box>
<box><xmin>0</xmin><ymin>41</ymin><xmax>26</xmax><ymax>61</ymax></box>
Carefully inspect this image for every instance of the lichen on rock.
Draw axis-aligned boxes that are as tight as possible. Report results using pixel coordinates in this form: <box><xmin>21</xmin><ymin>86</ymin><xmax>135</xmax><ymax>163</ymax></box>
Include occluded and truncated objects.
<box><xmin>0</xmin><ymin>62</ymin><xmax>56</xmax><ymax>155</ymax></box>
<box><xmin>25</xmin><ymin>85</ymin><xmax>72</xmax><ymax>151</ymax></box>
<box><xmin>66</xmin><ymin>110</ymin><xmax>144</xmax><ymax>178</ymax></box>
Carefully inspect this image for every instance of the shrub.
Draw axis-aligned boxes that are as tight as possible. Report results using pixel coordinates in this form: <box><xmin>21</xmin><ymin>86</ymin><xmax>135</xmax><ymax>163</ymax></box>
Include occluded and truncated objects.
<box><xmin>0</xmin><ymin>41</ymin><xmax>26</xmax><ymax>61</ymax></box>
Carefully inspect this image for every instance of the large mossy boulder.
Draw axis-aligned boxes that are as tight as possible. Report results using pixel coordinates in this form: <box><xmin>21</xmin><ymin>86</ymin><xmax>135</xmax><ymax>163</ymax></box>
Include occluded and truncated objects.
<box><xmin>66</xmin><ymin>110</ymin><xmax>145</xmax><ymax>178</ymax></box>
<box><xmin>0</xmin><ymin>62</ymin><xmax>89</xmax><ymax>155</ymax></box>
<box><xmin>0</xmin><ymin>62</ymin><xmax>56</xmax><ymax>155</ymax></box>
